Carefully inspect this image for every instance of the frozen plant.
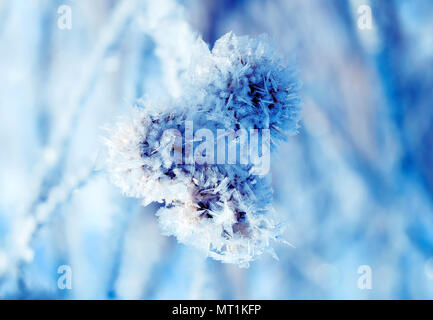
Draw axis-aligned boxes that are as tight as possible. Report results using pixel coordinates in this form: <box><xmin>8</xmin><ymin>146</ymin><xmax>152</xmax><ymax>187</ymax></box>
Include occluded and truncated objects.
<box><xmin>104</xmin><ymin>32</ymin><xmax>301</xmax><ymax>266</ymax></box>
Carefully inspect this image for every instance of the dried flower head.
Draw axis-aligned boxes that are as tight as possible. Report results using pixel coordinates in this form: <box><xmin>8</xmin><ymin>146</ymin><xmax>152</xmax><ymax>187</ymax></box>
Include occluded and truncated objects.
<box><xmin>104</xmin><ymin>32</ymin><xmax>301</xmax><ymax>266</ymax></box>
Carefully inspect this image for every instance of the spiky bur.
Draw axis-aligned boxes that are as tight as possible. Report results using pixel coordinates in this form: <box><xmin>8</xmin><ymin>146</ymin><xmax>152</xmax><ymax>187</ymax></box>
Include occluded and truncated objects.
<box><xmin>103</xmin><ymin>32</ymin><xmax>301</xmax><ymax>266</ymax></box>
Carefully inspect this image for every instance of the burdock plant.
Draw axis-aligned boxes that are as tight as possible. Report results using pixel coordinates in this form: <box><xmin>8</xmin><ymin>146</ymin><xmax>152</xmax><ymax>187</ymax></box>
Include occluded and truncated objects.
<box><xmin>104</xmin><ymin>32</ymin><xmax>301</xmax><ymax>266</ymax></box>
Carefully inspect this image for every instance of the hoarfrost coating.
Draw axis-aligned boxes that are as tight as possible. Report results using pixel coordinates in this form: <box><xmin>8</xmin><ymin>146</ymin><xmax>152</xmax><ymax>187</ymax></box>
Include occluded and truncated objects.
<box><xmin>104</xmin><ymin>32</ymin><xmax>301</xmax><ymax>266</ymax></box>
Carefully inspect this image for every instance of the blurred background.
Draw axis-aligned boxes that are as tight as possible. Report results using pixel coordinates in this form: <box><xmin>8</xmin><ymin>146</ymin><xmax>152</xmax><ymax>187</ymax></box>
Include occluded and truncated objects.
<box><xmin>0</xmin><ymin>0</ymin><xmax>433</xmax><ymax>299</ymax></box>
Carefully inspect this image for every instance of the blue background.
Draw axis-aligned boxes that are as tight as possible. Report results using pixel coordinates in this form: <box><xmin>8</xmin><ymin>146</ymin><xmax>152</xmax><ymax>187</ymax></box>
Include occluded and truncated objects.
<box><xmin>0</xmin><ymin>0</ymin><xmax>433</xmax><ymax>299</ymax></box>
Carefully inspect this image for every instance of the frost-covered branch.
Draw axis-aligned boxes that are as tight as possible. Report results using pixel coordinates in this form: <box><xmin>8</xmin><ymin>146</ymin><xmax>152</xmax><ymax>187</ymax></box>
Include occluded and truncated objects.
<box><xmin>0</xmin><ymin>0</ymin><xmax>139</xmax><ymax>283</ymax></box>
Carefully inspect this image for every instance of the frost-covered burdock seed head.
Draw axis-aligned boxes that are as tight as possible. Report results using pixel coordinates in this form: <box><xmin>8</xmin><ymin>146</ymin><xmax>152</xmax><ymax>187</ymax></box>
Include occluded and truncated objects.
<box><xmin>104</xmin><ymin>32</ymin><xmax>301</xmax><ymax>266</ymax></box>
<box><xmin>185</xmin><ymin>32</ymin><xmax>301</xmax><ymax>147</ymax></box>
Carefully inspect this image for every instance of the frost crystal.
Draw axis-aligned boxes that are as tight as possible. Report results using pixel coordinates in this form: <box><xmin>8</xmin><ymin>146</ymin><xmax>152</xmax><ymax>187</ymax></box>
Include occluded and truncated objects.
<box><xmin>104</xmin><ymin>32</ymin><xmax>301</xmax><ymax>266</ymax></box>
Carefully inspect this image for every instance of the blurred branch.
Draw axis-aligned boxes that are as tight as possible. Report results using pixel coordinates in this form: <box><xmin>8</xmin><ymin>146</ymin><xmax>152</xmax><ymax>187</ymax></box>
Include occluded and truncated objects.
<box><xmin>0</xmin><ymin>0</ymin><xmax>139</xmax><ymax>284</ymax></box>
